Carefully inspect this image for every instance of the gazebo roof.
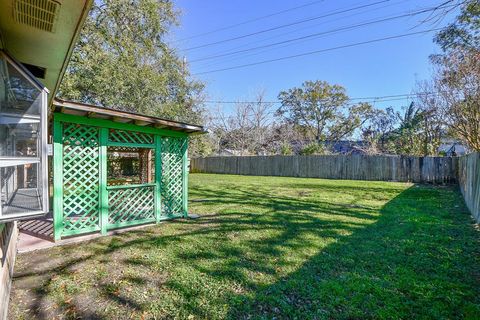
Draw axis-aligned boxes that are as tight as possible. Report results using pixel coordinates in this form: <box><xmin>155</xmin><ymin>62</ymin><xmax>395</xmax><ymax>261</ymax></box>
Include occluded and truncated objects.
<box><xmin>52</xmin><ymin>98</ymin><xmax>206</xmax><ymax>134</ymax></box>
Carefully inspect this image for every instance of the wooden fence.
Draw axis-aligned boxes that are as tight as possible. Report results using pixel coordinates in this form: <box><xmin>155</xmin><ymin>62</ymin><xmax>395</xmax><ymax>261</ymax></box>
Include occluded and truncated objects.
<box><xmin>458</xmin><ymin>152</ymin><xmax>480</xmax><ymax>223</ymax></box>
<box><xmin>191</xmin><ymin>155</ymin><xmax>458</xmax><ymax>184</ymax></box>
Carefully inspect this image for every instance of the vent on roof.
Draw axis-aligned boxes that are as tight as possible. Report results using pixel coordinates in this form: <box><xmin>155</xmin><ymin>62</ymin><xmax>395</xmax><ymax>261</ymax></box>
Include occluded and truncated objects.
<box><xmin>21</xmin><ymin>62</ymin><xmax>46</xmax><ymax>79</ymax></box>
<box><xmin>13</xmin><ymin>0</ymin><xmax>60</xmax><ymax>33</ymax></box>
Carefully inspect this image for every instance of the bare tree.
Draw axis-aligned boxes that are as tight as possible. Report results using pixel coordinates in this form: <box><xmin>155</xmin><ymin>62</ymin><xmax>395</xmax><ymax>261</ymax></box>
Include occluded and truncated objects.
<box><xmin>209</xmin><ymin>91</ymin><xmax>274</xmax><ymax>155</ymax></box>
<box><xmin>248</xmin><ymin>90</ymin><xmax>274</xmax><ymax>154</ymax></box>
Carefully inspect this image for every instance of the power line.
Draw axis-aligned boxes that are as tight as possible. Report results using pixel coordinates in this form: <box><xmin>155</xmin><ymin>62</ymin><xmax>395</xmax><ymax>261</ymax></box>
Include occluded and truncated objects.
<box><xmin>184</xmin><ymin>0</ymin><xmax>390</xmax><ymax>51</ymax></box>
<box><xmin>189</xmin><ymin>4</ymin><xmax>453</xmax><ymax>64</ymax></box>
<box><xmin>205</xmin><ymin>93</ymin><xmax>444</xmax><ymax>121</ymax></box>
<box><xmin>174</xmin><ymin>0</ymin><xmax>326</xmax><ymax>43</ymax></box>
<box><xmin>203</xmin><ymin>92</ymin><xmax>441</xmax><ymax>105</ymax></box>
<box><xmin>205</xmin><ymin>96</ymin><xmax>421</xmax><ymax>120</ymax></box>
<box><xmin>192</xmin><ymin>0</ymin><xmax>411</xmax><ymax>69</ymax></box>
<box><xmin>193</xmin><ymin>27</ymin><xmax>445</xmax><ymax>75</ymax></box>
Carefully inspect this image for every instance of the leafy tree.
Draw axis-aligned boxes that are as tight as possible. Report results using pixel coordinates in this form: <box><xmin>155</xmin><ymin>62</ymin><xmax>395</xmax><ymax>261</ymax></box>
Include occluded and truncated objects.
<box><xmin>276</xmin><ymin>80</ymin><xmax>373</xmax><ymax>144</ymax></box>
<box><xmin>189</xmin><ymin>135</ymin><xmax>215</xmax><ymax>157</ymax></box>
<box><xmin>361</xmin><ymin>107</ymin><xmax>397</xmax><ymax>153</ymax></box>
<box><xmin>413</xmin><ymin>81</ymin><xmax>446</xmax><ymax>155</ymax></box>
<box><xmin>378</xmin><ymin>102</ymin><xmax>443</xmax><ymax>156</ymax></box>
<box><xmin>435</xmin><ymin>0</ymin><xmax>480</xmax><ymax>52</ymax></box>
<box><xmin>330</xmin><ymin>102</ymin><xmax>376</xmax><ymax>141</ymax></box>
<box><xmin>428</xmin><ymin>0</ymin><xmax>480</xmax><ymax>152</ymax></box>
<box><xmin>59</xmin><ymin>0</ymin><xmax>204</xmax><ymax>124</ymax></box>
<box><xmin>387</xmin><ymin>103</ymin><xmax>427</xmax><ymax>155</ymax></box>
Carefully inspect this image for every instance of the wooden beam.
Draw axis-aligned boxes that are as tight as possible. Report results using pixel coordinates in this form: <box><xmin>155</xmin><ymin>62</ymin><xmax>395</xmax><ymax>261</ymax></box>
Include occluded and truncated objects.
<box><xmin>63</xmin><ymin>108</ymin><xmax>87</xmax><ymax>116</ymax></box>
<box><xmin>112</xmin><ymin>116</ymin><xmax>132</xmax><ymax>123</ymax></box>
<box><xmin>134</xmin><ymin>120</ymin><xmax>151</xmax><ymax>126</ymax></box>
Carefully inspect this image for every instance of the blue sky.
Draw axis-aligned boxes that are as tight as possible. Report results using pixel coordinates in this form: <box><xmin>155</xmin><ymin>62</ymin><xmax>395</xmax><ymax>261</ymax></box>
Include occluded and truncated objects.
<box><xmin>170</xmin><ymin>0</ymin><xmax>459</xmax><ymax>114</ymax></box>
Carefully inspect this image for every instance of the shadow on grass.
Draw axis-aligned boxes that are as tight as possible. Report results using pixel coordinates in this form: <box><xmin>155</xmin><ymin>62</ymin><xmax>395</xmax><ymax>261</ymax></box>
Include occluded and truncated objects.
<box><xmin>9</xmin><ymin>181</ymin><xmax>480</xmax><ymax>319</ymax></box>
<box><xmin>224</xmin><ymin>185</ymin><xmax>480</xmax><ymax>319</ymax></box>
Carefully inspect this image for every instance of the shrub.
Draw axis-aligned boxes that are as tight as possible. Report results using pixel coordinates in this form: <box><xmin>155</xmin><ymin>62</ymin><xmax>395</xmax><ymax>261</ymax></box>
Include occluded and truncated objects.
<box><xmin>300</xmin><ymin>142</ymin><xmax>325</xmax><ymax>155</ymax></box>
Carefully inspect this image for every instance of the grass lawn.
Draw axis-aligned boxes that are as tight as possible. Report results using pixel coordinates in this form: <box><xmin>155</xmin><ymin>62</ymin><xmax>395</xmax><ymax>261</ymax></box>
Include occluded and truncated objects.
<box><xmin>9</xmin><ymin>174</ymin><xmax>480</xmax><ymax>319</ymax></box>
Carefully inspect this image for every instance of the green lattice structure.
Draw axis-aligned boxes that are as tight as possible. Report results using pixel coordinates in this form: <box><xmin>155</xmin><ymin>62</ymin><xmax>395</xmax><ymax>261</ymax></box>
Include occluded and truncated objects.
<box><xmin>53</xmin><ymin>113</ymin><xmax>189</xmax><ymax>240</ymax></box>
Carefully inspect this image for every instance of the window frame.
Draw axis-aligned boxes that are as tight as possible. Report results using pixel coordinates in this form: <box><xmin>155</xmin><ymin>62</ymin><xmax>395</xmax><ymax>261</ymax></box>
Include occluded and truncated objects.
<box><xmin>0</xmin><ymin>51</ymin><xmax>49</xmax><ymax>221</ymax></box>
<box><xmin>106</xmin><ymin>145</ymin><xmax>156</xmax><ymax>188</ymax></box>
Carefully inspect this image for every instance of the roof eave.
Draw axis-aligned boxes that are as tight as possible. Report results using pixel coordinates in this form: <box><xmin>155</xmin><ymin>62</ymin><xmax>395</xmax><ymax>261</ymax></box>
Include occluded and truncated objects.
<box><xmin>52</xmin><ymin>98</ymin><xmax>206</xmax><ymax>134</ymax></box>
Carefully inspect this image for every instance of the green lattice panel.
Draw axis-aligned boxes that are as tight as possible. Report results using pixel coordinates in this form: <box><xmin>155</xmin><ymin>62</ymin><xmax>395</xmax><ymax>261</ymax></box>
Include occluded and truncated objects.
<box><xmin>160</xmin><ymin>137</ymin><xmax>187</xmax><ymax>216</ymax></box>
<box><xmin>109</xmin><ymin>129</ymin><xmax>153</xmax><ymax>145</ymax></box>
<box><xmin>62</xmin><ymin>123</ymin><xmax>100</xmax><ymax>235</ymax></box>
<box><xmin>107</xmin><ymin>186</ymin><xmax>155</xmax><ymax>227</ymax></box>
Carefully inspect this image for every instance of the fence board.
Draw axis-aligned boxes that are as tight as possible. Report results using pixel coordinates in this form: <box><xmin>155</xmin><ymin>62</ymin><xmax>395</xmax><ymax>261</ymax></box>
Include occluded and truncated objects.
<box><xmin>458</xmin><ymin>152</ymin><xmax>480</xmax><ymax>223</ymax></box>
<box><xmin>191</xmin><ymin>155</ymin><xmax>458</xmax><ymax>184</ymax></box>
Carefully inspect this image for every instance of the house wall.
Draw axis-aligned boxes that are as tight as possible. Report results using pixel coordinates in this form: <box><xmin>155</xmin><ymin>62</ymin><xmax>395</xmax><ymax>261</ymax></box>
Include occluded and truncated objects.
<box><xmin>458</xmin><ymin>152</ymin><xmax>480</xmax><ymax>223</ymax></box>
<box><xmin>0</xmin><ymin>222</ymin><xmax>18</xmax><ymax>320</ymax></box>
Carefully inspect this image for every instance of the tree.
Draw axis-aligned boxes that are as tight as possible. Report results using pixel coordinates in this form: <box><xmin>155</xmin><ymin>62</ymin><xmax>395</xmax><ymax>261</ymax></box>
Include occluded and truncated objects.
<box><xmin>361</xmin><ymin>107</ymin><xmax>397</xmax><ymax>153</ymax></box>
<box><xmin>372</xmin><ymin>100</ymin><xmax>443</xmax><ymax>156</ymax></box>
<box><xmin>270</xmin><ymin>122</ymin><xmax>303</xmax><ymax>155</ymax></box>
<box><xmin>387</xmin><ymin>103</ymin><xmax>428</xmax><ymax>155</ymax></box>
<box><xmin>248</xmin><ymin>91</ymin><xmax>274</xmax><ymax>154</ymax></box>
<box><xmin>431</xmin><ymin>49</ymin><xmax>480</xmax><ymax>151</ymax></box>
<box><xmin>330</xmin><ymin>102</ymin><xmax>375</xmax><ymax>141</ymax></box>
<box><xmin>276</xmin><ymin>80</ymin><xmax>372</xmax><ymax>144</ymax></box>
<box><xmin>428</xmin><ymin>0</ymin><xmax>480</xmax><ymax>152</ymax></box>
<box><xmin>59</xmin><ymin>0</ymin><xmax>204</xmax><ymax>124</ymax></box>
<box><xmin>413</xmin><ymin>81</ymin><xmax>445</xmax><ymax>156</ymax></box>
<box><xmin>210</xmin><ymin>91</ymin><xmax>274</xmax><ymax>155</ymax></box>
<box><xmin>435</xmin><ymin>0</ymin><xmax>480</xmax><ymax>52</ymax></box>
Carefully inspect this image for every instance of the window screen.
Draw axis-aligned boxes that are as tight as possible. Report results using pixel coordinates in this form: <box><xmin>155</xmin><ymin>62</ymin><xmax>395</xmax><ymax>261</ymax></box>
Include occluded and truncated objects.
<box><xmin>0</xmin><ymin>51</ymin><xmax>48</xmax><ymax>220</ymax></box>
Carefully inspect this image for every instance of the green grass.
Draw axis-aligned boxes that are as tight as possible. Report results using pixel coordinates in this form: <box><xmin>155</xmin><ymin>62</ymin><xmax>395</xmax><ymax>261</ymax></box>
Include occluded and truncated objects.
<box><xmin>9</xmin><ymin>174</ymin><xmax>480</xmax><ymax>319</ymax></box>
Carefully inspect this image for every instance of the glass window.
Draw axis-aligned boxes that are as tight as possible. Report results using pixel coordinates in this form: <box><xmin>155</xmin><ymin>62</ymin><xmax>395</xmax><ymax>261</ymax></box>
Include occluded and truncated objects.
<box><xmin>0</xmin><ymin>121</ymin><xmax>40</xmax><ymax>158</ymax></box>
<box><xmin>107</xmin><ymin>146</ymin><xmax>155</xmax><ymax>186</ymax></box>
<box><xmin>0</xmin><ymin>51</ymin><xmax>48</xmax><ymax>220</ymax></box>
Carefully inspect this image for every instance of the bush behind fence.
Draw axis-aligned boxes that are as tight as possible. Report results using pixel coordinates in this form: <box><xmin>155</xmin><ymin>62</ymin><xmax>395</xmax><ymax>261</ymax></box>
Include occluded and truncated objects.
<box><xmin>191</xmin><ymin>155</ymin><xmax>458</xmax><ymax>184</ymax></box>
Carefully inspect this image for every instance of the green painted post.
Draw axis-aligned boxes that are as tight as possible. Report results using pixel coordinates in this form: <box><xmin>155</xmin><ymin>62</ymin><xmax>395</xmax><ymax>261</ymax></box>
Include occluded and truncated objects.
<box><xmin>99</xmin><ymin>127</ymin><xmax>108</xmax><ymax>235</ymax></box>
<box><xmin>182</xmin><ymin>137</ymin><xmax>189</xmax><ymax>218</ymax></box>
<box><xmin>155</xmin><ymin>135</ymin><xmax>162</xmax><ymax>223</ymax></box>
<box><xmin>53</xmin><ymin>117</ymin><xmax>64</xmax><ymax>241</ymax></box>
